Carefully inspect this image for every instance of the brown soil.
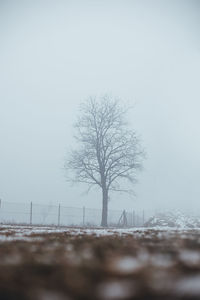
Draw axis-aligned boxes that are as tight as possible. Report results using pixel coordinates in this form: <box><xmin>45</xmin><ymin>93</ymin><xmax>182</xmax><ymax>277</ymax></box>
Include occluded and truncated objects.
<box><xmin>0</xmin><ymin>228</ymin><xmax>200</xmax><ymax>299</ymax></box>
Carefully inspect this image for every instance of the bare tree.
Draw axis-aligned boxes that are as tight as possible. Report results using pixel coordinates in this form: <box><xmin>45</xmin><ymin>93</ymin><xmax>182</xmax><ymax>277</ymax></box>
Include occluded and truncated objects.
<box><xmin>65</xmin><ymin>96</ymin><xmax>144</xmax><ymax>227</ymax></box>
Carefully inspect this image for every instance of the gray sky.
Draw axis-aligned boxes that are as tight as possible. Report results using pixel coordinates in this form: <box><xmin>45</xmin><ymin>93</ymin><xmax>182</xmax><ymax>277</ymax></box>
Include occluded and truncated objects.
<box><xmin>0</xmin><ymin>0</ymin><xmax>200</xmax><ymax>213</ymax></box>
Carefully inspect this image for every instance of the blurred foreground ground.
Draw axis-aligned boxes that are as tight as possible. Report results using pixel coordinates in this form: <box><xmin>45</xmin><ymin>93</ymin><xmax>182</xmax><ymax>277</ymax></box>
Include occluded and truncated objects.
<box><xmin>0</xmin><ymin>225</ymin><xmax>200</xmax><ymax>299</ymax></box>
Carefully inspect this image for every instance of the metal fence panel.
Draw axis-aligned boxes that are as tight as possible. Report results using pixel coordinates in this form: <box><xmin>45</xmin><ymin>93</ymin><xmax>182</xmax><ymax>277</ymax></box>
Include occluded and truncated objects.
<box><xmin>0</xmin><ymin>200</ymin><xmax>152</xmax><ymax>227</ymax></box>
<box><xmin>0</xmin><ymin>201</ymin><xmax>30</xmax><ymax>224</ymax></box>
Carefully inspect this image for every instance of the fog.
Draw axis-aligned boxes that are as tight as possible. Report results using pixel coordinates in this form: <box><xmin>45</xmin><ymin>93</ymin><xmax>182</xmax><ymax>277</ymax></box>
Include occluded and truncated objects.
<box><xmin>0</xmin><ymin>0</ymin><xmax>200</xmax><ymax>214</ymax></box>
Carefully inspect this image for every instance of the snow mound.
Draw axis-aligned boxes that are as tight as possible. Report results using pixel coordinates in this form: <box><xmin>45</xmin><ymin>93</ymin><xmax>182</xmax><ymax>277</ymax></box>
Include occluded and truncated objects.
<box><xmin>145</xmin><ymin>211</ymin><xmax>200</xmax><ymax>228</ymax></box>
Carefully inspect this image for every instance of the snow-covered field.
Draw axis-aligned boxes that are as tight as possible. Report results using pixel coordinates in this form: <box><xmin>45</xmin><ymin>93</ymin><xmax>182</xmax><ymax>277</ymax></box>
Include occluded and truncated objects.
<box><xmin>0</xmin><ymin>225</ymin><xmax>159</xmax><ymax>238</ymax></box>
<box><xmin>0</xmin><ymin>224</ymin><xmax>197</xmax><ymax>239</ymax></box>
<box><xmin>1</xmin><ymin>225</ymin><xmax>200</xmax><ymax>299</ymax></box>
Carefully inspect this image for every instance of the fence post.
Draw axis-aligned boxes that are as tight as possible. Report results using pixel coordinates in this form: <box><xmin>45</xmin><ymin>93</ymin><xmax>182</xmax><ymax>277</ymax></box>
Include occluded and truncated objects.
<box><xmin>58</xmin><ymin>204</ymin><xmax>61</xmax><ymax>226</ymax></box>
<box><xmin>132</xmin><ymin>210</ymin><xmax>135</xmax><ymax>227</ymax></box>
<box><xmin>142</xmin><ymin>210</ymin><xmax>145</xmax><ymax>226</ymax></box>
<box><xmin>30</xmin><ymin>202</ymin><xmax>32</xmax><ymax>225</ymax></box>
<box><xmin>137</xmin><ymin>214</ymin><xmax>139</xmax><ymax>227</ymax></box>
<box><xmin>83</xmin><ymin>206</ymin><xmax>85</xmax><ymax>227</ymax></box>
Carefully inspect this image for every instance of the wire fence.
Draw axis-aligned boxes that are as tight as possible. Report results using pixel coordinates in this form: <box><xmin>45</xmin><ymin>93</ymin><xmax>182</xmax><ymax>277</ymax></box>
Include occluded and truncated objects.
<box><xmin>0</xmin><ymin>199</ymin><xmax>152</xmax><ymax>227</ymax></box>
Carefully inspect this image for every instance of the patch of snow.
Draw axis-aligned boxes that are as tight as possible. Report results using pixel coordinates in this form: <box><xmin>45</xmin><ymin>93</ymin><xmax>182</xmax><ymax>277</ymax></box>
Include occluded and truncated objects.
<box><xmin>112</xmin><ymin>257</ymin><xmax>142</xmax><ymax>274</ymax></box>
<box><xmin>179</xmin><ymin>250</ymin><xmax>200</xmax><ymax>266</ymax></box>
<box><xmin>145</xmin><ymin>211</ymin><xmax>200</xmax><ymax>229</ymax></box>
<box><xmin>175</xmin><ymin>275</ymin><xmax>200</xmax><ymax>296</ymax></box>
<box><xmin>150</xmin><ymin>254</ymin><xmax>174</xmax><ymax>268</ymax></box>
<box><xmin>35</xmin><ymin>290</ymin><xmax>70</xmax><ymax>300</ymax></box>
<box><xmin>98</xmin><ymin>281</ymin><xmax>134</xmax><ymax>299</ymax></box>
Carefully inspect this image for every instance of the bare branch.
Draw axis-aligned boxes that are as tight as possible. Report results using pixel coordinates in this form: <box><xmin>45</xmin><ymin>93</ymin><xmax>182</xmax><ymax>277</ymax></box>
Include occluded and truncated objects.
<box><xmin>65</xmin><ymin>95</ymin><xmax>145</xmax><ymax>196</ymax></box>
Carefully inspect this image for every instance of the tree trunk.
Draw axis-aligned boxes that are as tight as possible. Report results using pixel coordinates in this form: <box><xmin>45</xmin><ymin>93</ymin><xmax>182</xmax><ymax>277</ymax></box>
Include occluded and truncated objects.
<box><xmin>101</xmin><ymin>187</ymin><xmax>108</xmax><ymax>227</ymax></box>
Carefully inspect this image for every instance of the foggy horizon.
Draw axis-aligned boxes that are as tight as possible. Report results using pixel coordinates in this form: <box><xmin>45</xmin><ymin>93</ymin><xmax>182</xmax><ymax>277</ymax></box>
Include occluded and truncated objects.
<box><xmin>1</xmin><ymin>0</ymin><xmax>200</xmax><ymax>214</ymax></box>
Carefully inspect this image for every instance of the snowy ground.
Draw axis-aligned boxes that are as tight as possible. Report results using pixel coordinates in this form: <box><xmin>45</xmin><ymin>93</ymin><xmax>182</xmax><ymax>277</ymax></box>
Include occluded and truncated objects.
<box><xmin>0</xmin><ymin>225</ymin><xmax>147</xmax><ymax>240</ymax></box>
<box><xmin>1</xmin><ymin>225</ymin><xmax>200</xmax><ymax>299</ymax></box>
<box><xmin>0</xmin><ymin>224</ymin><xmax>196</xmax><ymax>240</ymax></box>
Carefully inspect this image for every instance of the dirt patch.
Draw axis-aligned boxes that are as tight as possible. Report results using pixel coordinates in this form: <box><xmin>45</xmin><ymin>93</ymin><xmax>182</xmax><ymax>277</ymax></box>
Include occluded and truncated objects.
<box><xmin>0</xmin><ymin>228</ymin><xmax>200</xmax><ymax>299</ymax></box>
